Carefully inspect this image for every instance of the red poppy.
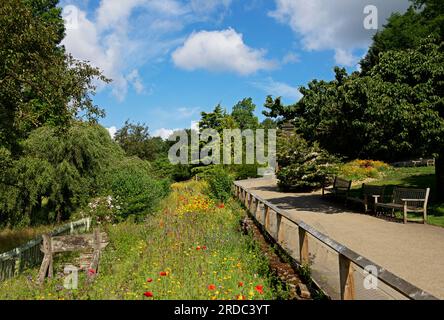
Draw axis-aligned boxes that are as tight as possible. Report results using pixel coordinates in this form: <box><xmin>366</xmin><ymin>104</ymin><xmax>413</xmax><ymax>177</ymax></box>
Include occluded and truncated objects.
<box><xmin>208</xmin><ymin>284</ymin><xmax>216</xmax><ymax>291</ymax></box>
<box><xmin>160</xmin><ymin>271</ymin><xmax>167</xmax><ymax>276</ymax></box>
<box><xmin>238</xmin><ymin>282</ymin><xmax>244</xmax><ymax>287</ymax></box>
<box><xmin>143</xmin><ymin>292</ymin><xmax>153</xmax><ymax>298</ymax></box>
<box><xmin>196</xmin><ymin>246</ymin><xmax>201</xmax><ymax>251</ymax></box>
<box><xmin>255</xmin><ymin>285</ymin><xmax>264</xmax><ymax>295</ymax></box>
<box><xmin>88</xmin><ymin>269</ymin><xmax>96</xmax><ymax>276</ymax></box>
<box><xmin>202</xmin><ymin>246</ymin><xmax>207</xmax><ymax>250</ymax></box>
<box><xmin>217</xmin><ymin>203</ymin><xmax>225</xmax><ymax>209</ymax></box>
<box><xmin>146</xmin><ymin>278</ymin><xmax>153</xmax><ymax>283</ymax></box>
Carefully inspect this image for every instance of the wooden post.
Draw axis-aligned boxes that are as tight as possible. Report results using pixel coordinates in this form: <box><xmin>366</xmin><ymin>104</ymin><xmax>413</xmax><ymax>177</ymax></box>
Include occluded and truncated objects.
<box><xmin>403</xmin><ymin>204</ymin><xmax>408</xmax><ymax>224</ymax></box>
<box><xmin>298</xmin><ymin>227</ymin><xmax>309</xmax><ymax>265</ymax></box>
<box><xmin>275</xmin><ymin>214</ymin><xmax>282</xmax><ymax>242</ymax></box>
<box><xmin>264</xmin><ymin>205</ymin><xmax>270</xmax><ymax>230</ymax></box>
<box><xmin>248</xmin><ymin>195</ymin><xmax>254</xmax><ymax>213</ymax></box>
<box><xmin>38</xmin><ymin>234</ymin><xmax>53</xmax><ymax>284</ymax></box>
<box><xmin>339</xmin><ymin>254</ymin><xmax>355</xmax><ymax>300</ymax></box>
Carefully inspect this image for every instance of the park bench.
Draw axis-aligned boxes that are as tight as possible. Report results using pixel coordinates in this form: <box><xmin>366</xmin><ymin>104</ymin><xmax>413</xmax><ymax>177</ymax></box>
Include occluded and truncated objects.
<box><xmin>38</xmin><ymin>228</ymin><xmax>109</xmax><ymax>284</ymax></box>
<box><xmin>347</xmin><ymin>184</ymin><xmax>385</xmax><ymax>213</ymax></box>
<box><xmin>322</xmin><ymin>177</ymin><xmax>352</xmax><ymax>204</ymax></box>
<box><xmin>373</xmin><ymin>187</ymin><xmax>430</xmax><ymax>224</ymax></box>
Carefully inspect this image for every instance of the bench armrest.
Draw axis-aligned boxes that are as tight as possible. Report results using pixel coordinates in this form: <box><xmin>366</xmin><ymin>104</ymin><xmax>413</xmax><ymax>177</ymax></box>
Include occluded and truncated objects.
<box><xmin>401</xmin><ymin>199</ymin><xmax>426</xmax><ymax>202</ymax></box>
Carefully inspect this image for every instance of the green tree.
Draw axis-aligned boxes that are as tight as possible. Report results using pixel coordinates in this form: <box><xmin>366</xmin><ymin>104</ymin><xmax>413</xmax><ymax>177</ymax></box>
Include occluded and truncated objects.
<box><xmin>0</xmin><ymin>0</ymin><xmax>109</xmax><ymax>152</ymax></box>
<box><xmin>361</xmin><ymin>0</ymin><xmax>444</xmax><ymax>73</ymax></box>
<box><xmin>114</xmin><ymin>120</ymin><xmax>167</xmax><ymax>161</ymax></box>
<box><xmin>231</xmin><ymin>98</ymin><xmax>259</xmax><ymax>130</ymax></box>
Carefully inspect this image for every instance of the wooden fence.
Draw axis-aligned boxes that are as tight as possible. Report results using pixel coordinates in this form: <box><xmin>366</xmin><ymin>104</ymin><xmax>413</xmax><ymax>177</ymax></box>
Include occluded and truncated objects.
<box><xmin>0</xmin><ymin>218</ymin><xmax>91</xmax><ymax>282</ymax></box>
<box><xmin>234</xmin><ymin>183</ymin><xmax>437</xmax><ymax>300</ymax></box>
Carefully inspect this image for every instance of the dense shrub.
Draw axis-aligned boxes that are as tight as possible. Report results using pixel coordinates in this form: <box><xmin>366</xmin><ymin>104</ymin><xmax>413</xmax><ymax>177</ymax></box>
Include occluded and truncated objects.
<box><xmin>232</xmin><ymin>164</ymin><xmax>261</xmax><ymax>180</ymax></box>
<box><xmin>203</xmin><ymin>166</ymin><xmax>234</xmax><ymax>202</ymax></box>
<box><xmin>339</xmin><ymin>160</ymin><xmax>391</xmax><ymax>181</ymax></box>
<box><xmin>0</xmin><ymin>123</ymin><xmax>124</xmax><ymax>227</ymax></box>
<box><xmin>277</xmin><ymin>134</ymin><xmax>339</xmax><ymax>191</ymax></box>
<box><xmin>99</xmin><ymin>158</ymin><xmax>170</xmax><ymax>221</ymax></box>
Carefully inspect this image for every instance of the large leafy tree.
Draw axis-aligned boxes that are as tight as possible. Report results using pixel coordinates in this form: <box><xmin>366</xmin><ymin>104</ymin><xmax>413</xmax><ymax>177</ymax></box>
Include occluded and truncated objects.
<box><xmin>114</xmin><ymin>120</ymin><xmax>168</xmax><ymax>162</ymax></box>
<box><xmin>264</xmin><ymin>37</ymin><xmax>444</xmax><ymax>197</ymax></box>
<box><xmin>0</xmin><ymin>0</ymin><xmax>109</xmax><ymax>153</ymax></box>
<box><xmin>361</xmin><ymin>0</ymin><xmax>444</xmax><ymax>73</ymax></box>
<box><xmin>231</xmin><ymin>98</ymin><xmax>259</xmax><ymax>130</ymax></box>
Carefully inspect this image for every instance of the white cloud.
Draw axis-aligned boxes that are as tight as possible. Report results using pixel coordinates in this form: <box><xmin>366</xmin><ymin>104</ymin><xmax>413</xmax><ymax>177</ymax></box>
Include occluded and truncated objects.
<box><xmin>282</xmin><ymin>52</ymin><xmax>300</xmax><ymax>64</ymax></box>
<box><xmin>334</xmin><ymin>49</ymin><xmax>360</xmax><ymax>67</ymax></box>
<box><xmin>172</xmin><ymin>28</ymin><xmax>276</xmax><ymax>75</ymax></box>
<box><xmin>252</xmin><ymin>78</ymin><xmax>302</xmax><ymax>101</ymax></box>
<box><xmin>107</xmin><ymin>126</ymin><xmax>117</xmax><ymax>139</ymax></box>
<box><xmin>269</xmin><ymin>0</ymin><xmax>410</xmax><ymax>66</ymax></box>
<box><xmin>177</xmin><ymin>107</ymin><xmax>198</xmax><ymax>118</ymax></box>
<box><xmin>153</xmin><ymin>128</ymin><xmax>180</xmax><ymax>140</ymax></box>
<box><xmin>61</xmin><ymin>0</ymin><xmax>234</xmax><ymax>100</ymax></box>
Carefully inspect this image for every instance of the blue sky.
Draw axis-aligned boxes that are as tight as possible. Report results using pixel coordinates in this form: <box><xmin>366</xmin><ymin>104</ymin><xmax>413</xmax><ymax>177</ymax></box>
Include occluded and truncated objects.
<box><xmin>60</xmin><ymin>0</ymin><xmax>410</xmax><ymax>138</ymax></box>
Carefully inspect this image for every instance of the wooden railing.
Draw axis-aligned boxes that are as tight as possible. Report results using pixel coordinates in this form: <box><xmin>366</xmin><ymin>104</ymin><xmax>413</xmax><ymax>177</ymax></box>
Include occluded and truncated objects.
<box><xmin>234</xmin><ymin>182</ymin><xmax>437</xmax><ymax>300</ymax></box>
<box><xmin>0</xmin><ymin>218</ymin><xmax>91</xmax><ymax>282</ymax></box>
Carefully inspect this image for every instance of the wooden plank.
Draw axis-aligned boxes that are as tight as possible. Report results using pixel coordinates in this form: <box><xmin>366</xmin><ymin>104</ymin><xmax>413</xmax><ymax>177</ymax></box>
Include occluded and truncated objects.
<box><xmin>339</xmin><ymin>254</ymin><xmax>355</xmax><ymax>300</ymax></box>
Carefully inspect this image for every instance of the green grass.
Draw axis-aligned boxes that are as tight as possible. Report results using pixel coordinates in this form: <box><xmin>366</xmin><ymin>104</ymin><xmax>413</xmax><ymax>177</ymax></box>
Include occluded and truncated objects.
<box><xmin>0</xmin><ymin>181</ymin><xmax>288</xmax><ymax>300</ymax></box>
<box><xmin>349</xmin><ymin>166</ymin><xmax>444</xmax><ymax>227</ymax></box>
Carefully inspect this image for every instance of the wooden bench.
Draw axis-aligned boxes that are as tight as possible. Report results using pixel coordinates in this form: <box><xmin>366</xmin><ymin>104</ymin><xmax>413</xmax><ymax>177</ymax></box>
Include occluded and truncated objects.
<box><xmin>374</xmin><ymin>187</ymin><xmax>430</xmax><ymax>224</ymax></box>
<box><xmin>38</xmin><ymin>229</ymin><xmax>109</xmax><ymax>284</ymax></box>
<box><xmin>347</xmin><ymin>184</ymin><xmax>385</xmax><ymax>213</ymax></box>
<box><xmin>322</xmin><ymin>177</ymin><xmax>352</xmax><ymax>204</ymax></box>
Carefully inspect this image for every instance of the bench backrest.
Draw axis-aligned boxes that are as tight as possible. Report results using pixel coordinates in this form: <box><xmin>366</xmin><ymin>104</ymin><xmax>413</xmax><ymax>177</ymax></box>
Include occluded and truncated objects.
<box><xmin>393</xmin><ymin>187</ymin><xmax>430</xmax><ymax>209</ymax></box>
<box><xmin>362</xmin><ymin>184</ymin><xmax>385</xmax><ymax>197</ymax></box>
<box><xmin>334</xmin><ymin>177</ymin><xmax>352</xmax><ymax>190</ymax></box>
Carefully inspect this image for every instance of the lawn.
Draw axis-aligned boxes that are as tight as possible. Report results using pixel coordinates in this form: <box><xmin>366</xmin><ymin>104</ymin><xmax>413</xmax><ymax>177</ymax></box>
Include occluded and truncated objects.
<box><xmin>348</xmin><ymin>166</ymin><xmax>444</xmax><ymax>227</ymax></box>
<box><xmin>0</xmin><ymin>181</ymin><xmax>288</xmax><ymax>300</ymax></box>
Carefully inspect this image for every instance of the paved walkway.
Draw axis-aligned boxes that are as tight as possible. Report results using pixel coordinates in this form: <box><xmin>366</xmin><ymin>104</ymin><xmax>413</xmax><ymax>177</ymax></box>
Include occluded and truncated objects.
<box><xmin>237</xmin><ymin>178</ymin><xmax>444</xmax><ymax>299</ymax></box>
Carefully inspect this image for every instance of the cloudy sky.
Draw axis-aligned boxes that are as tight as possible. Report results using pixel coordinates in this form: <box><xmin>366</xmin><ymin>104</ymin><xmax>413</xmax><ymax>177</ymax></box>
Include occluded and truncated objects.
<box><xmin>60</xmin><ymin>0</ymin><xmax>410</xmax><ymax>138</ymax></box>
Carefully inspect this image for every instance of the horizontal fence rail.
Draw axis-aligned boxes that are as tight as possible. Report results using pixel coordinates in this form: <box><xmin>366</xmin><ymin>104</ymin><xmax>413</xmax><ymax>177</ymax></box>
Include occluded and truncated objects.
<box><xmin>234</xmin><ymin>182</ymin><xmax>437</xmax><ymax>300</ymax></box>
<box><xmin>0</xmin><ymin>218</ymin><xmax>91</xmax><ymax>282</ymax></box>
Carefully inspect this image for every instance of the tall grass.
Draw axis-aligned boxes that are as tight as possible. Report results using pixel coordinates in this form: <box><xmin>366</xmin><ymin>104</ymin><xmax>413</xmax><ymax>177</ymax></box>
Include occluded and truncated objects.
<box><xmin>0</xmin><ymin>181</ymin><xmax>288</xmax><ymax>300</ymax></box>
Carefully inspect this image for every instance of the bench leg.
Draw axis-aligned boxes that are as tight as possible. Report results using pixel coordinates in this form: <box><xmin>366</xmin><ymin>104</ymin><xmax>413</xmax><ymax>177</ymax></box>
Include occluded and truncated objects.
<box><xmin>424</xmin><ymin>209</ymin><xmax>427</xmax><ymax>224</ymax></box>
<box><xmin>403</xmin><ymin>205</ymin><xmax>408</xmax><ymax>224</ymax></box>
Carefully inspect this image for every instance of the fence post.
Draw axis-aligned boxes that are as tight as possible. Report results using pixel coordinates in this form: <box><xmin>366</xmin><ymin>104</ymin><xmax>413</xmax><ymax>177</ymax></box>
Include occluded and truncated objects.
<box><xmin>275</xmin><ymin>213</ymin><xmax>282</xmax><ymax>242</ymax></box>
<box><xmin>14</xmin><ymin>248</ymin><xmax>21</xmax><ymax>276</ymax></box>
<box><xmin>339</xmin><ymin>254</ymin><xmax>355</xmax><ymax>300</ymax></box>
<box><xmin>299</xmin><ymin>227</ymin><xmax>309</xmax><ymax>265</ymax></box>
<box><xmin>264</xmin><ymin>205</ymin><xmax>270</xmax><ymax>231</ymax></box>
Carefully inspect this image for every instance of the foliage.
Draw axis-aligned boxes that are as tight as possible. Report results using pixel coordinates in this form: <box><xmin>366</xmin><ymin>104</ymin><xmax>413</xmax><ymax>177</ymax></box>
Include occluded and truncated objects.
<box><xmin>99</xmin><ymin>158</ymin><xmax>170</xmax><ymax>222</ymax></box>
<box><xmin>0</xmin><ymin>181</ymin><xmax>286</xmax><ymax>300</ymax></box>
<box><xmin>361</xmin><ymin>0</ymin><xmax>444</xmax><ymax>72</ymax></box>
<box><xmin>231</xmin><ymin>98</ymin><xmax>259</xmax><ymax>130</ymax></box>
<box><xmin>231</xmin><ymin>164</ymin><xmax>261</xmax><ymax>180</ymax></box>
<box><xmin>0</xmin><ymin>0</ymin><xmax>109</xmax><ymax>152</ymax></box>
<box><xmin>276</xmin><ymin>134</ymin><xmax>339</xmax><ymax>191</ymax></box>
<box><xmin>114</xmin><ymin>120</ymin><xmax>168</xmax><ymax>161</ymax></box>
<box><xmin>340</xmin><ymin>160</ymin><xmax>391</xmax><ymax>181</ymax></box>
<box><xmin>0</xmin><ymin>123</ymin><xmax>124</xmax><ymax>227</ymax></box>
<box><xmin>203</xmin><ymin>166</ymin><xmax>234</xmax><ymax>202</ymax></box>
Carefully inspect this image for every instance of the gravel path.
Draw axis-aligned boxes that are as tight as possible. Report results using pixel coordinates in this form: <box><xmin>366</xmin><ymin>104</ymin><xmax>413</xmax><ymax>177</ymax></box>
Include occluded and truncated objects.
<box><xmin>237</xmin><ymin>178</ymin><xmax>444</xmax><ymax>299</ymax></box>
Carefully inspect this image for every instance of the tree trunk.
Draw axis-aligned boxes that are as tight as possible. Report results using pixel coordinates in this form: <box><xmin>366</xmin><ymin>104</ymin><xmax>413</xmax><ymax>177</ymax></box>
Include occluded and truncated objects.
<box><xmin>436</xmin><ymin>153</ymin><xmax>444</xmax><ymax>202</ymax></box>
